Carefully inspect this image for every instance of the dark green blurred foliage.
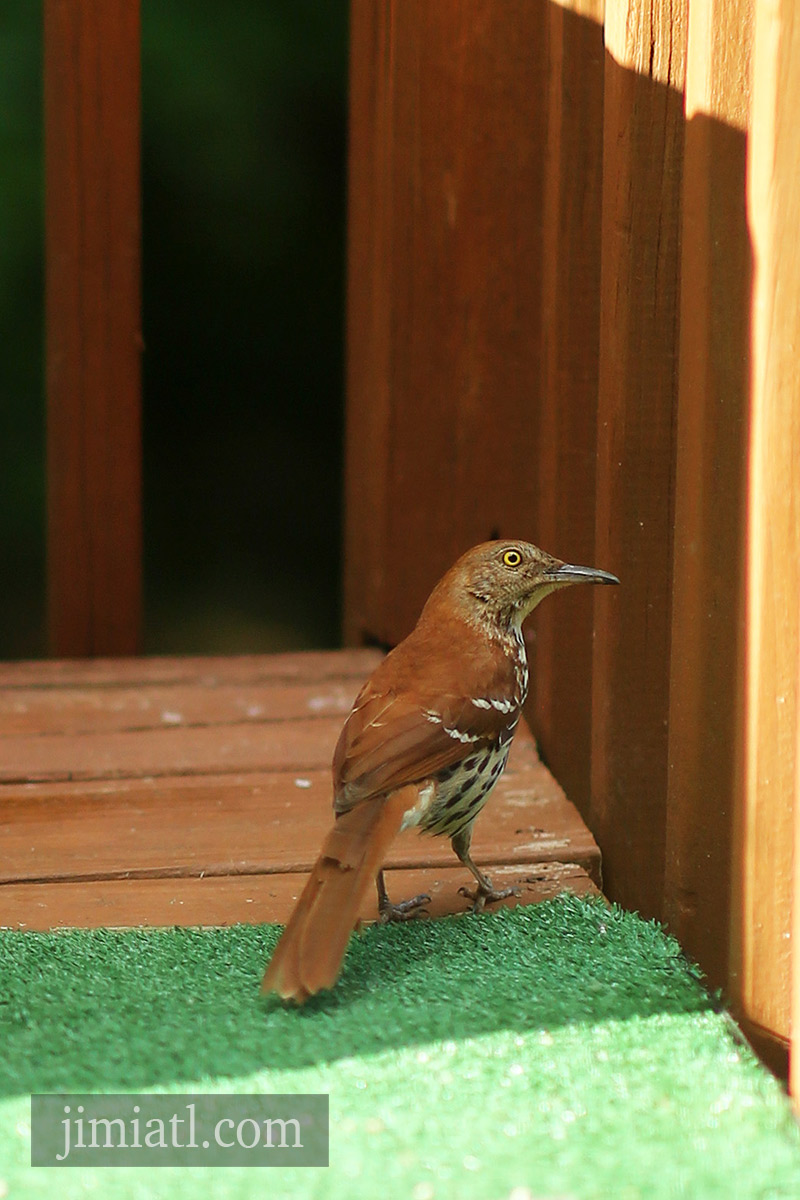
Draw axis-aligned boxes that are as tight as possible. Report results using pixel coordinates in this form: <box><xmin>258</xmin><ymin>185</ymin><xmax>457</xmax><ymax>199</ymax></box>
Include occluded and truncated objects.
<box><xmin>0</xmin><ymin>0</ymin><xmax>348</xmax><ymax>658</ymax></box>
<box><xmin>142</xmin><ymin>1</ymin><xmax>348</xmax><ymax>652</ymax></box>
<box><xmin>0</xmin><ymin>3</ymin><xmax>44</xmax><ymax>658</ymax></box>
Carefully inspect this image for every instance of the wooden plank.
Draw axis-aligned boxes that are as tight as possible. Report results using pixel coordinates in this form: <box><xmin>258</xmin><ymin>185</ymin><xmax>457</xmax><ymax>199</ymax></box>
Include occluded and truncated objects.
<box><xmin>0</xmin><ymin>651</ymin><xmax>378</xmax><ymax>779</ymax></box>
<box><xmin>530</xmin><ymin>0</ymin><xmax>604</xmax><ymax>814</ymax></box>
<box><xmin>0</xmin><ymin>862</ymin><xmax>600</xmax><ymax>931</ymax></box>
<box><xmin>0</xmin><ymin>716</ymin><xmax>345</xmax><ymax>782</ymax></box>
<box><xmin>0</xmin><ymin>679</ymin><xmax>363</xmax><ymax>737</ymax></box>
<box><xmin>343</xmin><ymin>0</ymin><xmax>549</xmax><ymax>648</ymax></box>
<box><xmin>0</xmin><ymin>739</ymin><xmax>600</xmax><ymax>887</ymax></box>
<box><xmin>664</xmin><ymin>0</ymin><xmax>752</xmax><ymax>998</ymax></box>
<box><xmin>590</xmin><ymin>0</ymin><xmax>687</xmax><ymax>920</ymax></box>
<box><xmin>342</xmin><ymin>0</ymin><xmax>394</xmax><ymax>646</ymax></box>
<box><xmin>730</xmin><ymin>0</ymin><xmax>800</xmax><ymax>1048</ymax></box>
<box><xmin>0</xmin><ymin>649</ymin><xmax>382</xmax><ymax>689</ymax></box>
<box><xmin>44</xmin><ymin>0</ymin><xmax>142</xmax><ymax>656</ymax></box>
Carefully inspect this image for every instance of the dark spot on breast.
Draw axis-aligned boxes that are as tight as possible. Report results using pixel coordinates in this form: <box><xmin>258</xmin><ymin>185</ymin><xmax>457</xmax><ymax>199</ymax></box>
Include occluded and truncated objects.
<box><xmin>463</xmin><ymin>754</ymin><xmax>480</xmax><ymax>770</ymax></box>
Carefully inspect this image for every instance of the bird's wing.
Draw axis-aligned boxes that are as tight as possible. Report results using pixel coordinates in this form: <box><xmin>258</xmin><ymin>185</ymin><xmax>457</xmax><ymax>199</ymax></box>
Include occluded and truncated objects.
<box><xmin>332</xmin><ymin>686</ymin><xmax>513</xmax><ymax>813</ymax></box>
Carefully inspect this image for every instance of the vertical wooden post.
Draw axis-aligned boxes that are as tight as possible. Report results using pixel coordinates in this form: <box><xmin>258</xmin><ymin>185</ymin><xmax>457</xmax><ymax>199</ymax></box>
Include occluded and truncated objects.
<box><xmin>344</xmin><ymin>0</ymin><xmax>549</xmax><ymax>649</ymax></box>
<box><xmin>793</xmin><ymin>644</ymin><xmax>800</xmax><ymax>1100</ymax></box>
<box><xmin>590</xmin><ymin>0</ymin><xmax>687</xmax><ymax>919</ymax></box>
<box><xmin>342</xmin><ymin>0</ymin><xmax>394</xmax><ymax>648</ymax></box>
<box><xmin>45</xmin><ymin>0</ymin><xmax>142</xmax><ymax>656</ymax></box>
<box><xmin>731</xmin><ymin>0</ymin><xmax>800</xmax><ymax>1054</ymax></box>
<box><xmin>665</xmin><ymin>0</ymin><xmax>752</xmax><ymax>998</ymax></box>
<box><xmin>531</xmin><ymin>0</ymin><xmax>605</xmax><ymax>814</ymax></box>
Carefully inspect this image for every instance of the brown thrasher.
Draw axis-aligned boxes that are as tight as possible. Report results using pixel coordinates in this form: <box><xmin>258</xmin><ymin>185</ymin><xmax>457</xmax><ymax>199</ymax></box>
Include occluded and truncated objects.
<box><xmin>262</xmin><ymin>540</ymin><xmax>618</xmax><ymax>1003</ymax></box>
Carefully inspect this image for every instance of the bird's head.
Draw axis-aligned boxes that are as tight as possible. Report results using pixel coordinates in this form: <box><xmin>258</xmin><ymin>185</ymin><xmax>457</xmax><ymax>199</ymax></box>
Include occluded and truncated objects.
<box><xmin>423</xmin><ymin>540</ymin><xmax>619</xmax><ymax>635</ymax></box>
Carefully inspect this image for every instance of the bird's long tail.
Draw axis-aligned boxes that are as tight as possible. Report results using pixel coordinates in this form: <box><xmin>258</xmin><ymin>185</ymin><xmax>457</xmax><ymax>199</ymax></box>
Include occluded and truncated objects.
<box><xmin>261</xmin><ymin>785</ymin><xmax>416</xmax><ymax>1003</ymax></box>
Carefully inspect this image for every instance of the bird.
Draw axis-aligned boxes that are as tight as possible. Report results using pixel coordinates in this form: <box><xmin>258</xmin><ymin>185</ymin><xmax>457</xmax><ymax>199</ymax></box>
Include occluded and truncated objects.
<box><xmin>261</xmin><ymin>539</ymin><xmax>618</xmax><ymax>1003</ymax></box>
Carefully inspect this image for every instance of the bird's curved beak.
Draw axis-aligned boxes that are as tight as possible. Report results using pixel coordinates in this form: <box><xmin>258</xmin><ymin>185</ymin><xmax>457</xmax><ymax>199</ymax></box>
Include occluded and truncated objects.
<box><xmin>544</xmin><ymin>562</ymin><xmax>620</xmax><ymax>587</ymax></box>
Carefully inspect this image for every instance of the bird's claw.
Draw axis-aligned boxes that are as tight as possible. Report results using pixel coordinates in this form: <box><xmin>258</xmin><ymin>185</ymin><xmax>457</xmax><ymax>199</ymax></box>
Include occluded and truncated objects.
<box><xmin>378</xmin><ymin>892</ymin><xmax>431</xmax><ymax>923</ymax></box>
<box><xmin>458</xmin><ymin>883</ymin><xmax>522</xmax><ymax>914</ymax></box>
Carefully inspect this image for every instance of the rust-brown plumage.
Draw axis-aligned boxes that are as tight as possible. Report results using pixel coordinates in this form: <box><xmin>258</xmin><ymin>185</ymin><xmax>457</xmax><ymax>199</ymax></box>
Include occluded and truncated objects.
<box><xmin>262</xmin><ymin>540</ymin><xmax>618</xmax><ymax>1002</ymax></box>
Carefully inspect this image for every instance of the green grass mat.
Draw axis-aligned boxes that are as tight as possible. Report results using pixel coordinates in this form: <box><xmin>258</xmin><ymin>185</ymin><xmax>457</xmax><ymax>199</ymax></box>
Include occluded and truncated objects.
<box><xmin>2</xmin><ymin>895</ymin><xmax>799</xmax><ymax>1198</ymax></box>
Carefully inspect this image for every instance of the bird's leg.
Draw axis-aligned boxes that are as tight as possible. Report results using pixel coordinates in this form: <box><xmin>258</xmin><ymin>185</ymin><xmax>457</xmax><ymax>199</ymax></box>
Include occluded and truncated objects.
<box><xmin>452</xmin><ymin>826</ymin><xmax>521</xmax><ymax>913</ymax></box>
<box><xmin>376</xmin><ymin>869</ymin><xmax>430</xmax><ymax>923</ymax></box>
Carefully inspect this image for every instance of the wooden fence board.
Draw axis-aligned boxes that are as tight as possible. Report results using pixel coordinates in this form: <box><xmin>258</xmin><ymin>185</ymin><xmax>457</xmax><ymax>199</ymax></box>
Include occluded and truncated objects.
<box><xmin>531</xmin><ymin>0</ymin><xmax>605</xmax><ymax>814</ymax></box>
<box><xmin>44</xmin><ymin>0</ymin><xmax>142</xmax><ymax>656</ymax></box>
<box><xmin>590</xmin><ymin>0</ymin><xmax>687</xmax><ymax>920</ymax></box>
<box><xmin>732</xmin><ymin>0</ymin><xmax>800</xmax><ymax>1049</ymax></box>
<box><xmin>342</xmin><ymin>0</ymin><xmax>394</xmax><ymax>646</ymax></box>
<box><xmin>665</xmin><ymin>0</ymin><xmax>752</xmax><ymax>999</ymax></box>
<box><xmin>793</xmin><ymin>649</ymin><xmax>800</xmax><ymax>1101</ymax></box>
<box><xmin>344</xmin><ymin>0</ymin><xmax>549</xmax><ymax>648</ymax></box>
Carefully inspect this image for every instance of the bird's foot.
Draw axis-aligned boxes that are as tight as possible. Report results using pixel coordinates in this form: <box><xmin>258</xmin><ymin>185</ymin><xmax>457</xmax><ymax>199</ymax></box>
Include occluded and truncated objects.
<box><xmin>378</xmin><ymin>892</ymin><xmax>430</xmax><ymax>923</ymax></box>
<box><xmin>458</xmin><ymin>882</ymin><xmax>521</xmax><ymax>914</ymax></box>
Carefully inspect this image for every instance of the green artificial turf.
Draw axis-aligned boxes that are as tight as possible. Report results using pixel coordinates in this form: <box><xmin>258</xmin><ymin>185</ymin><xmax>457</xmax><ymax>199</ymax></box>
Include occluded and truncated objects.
<box><xmin>2</xmin><ymin>895</ymin><xmax>800</xmax><ymax>1198</ymax></box>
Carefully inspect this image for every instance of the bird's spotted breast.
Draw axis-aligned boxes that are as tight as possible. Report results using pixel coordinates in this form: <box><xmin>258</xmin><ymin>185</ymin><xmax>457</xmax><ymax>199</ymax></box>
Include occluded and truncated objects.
<box><xmin>409</xmin><ymin>633</ymin><xmax>527</xmax><ymax>840</ymax></box>
<box><xmin>421</xmin><ymin>738</ymin><xmax>511</xmax><ymax>839</ymax></box>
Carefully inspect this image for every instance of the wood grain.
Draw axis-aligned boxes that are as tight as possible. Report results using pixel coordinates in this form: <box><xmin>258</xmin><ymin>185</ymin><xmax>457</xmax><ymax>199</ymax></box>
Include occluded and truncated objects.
<box><xmin>344</xmin><ymin>0</ymin><xmax>548</xmax><ymax>648</ymax></box>
<box><xmin>0</xmin><ymin>649</ymin><xmax>381</xmax><ymax>689</ymax></box>
<box><xmin>665</xmin><ymin>0</ymin><xmax>752</xmax><ymax>998</ymax></box>
<box><xmin>793</xmin><ymin>639</ymin><xmax>800</xmax><ymax>1103</ymax></box>
<box><xmin>531</xmin><ymin>0</ymin><xmax>605</xmax><ymax>814</ymax></box>
<box><xmin>0</xmin><ymin>716</ymin><xmax>344</xmax><ymax>783</ymax></box>
<box><xmin>342</xmin><ymin>0</ymin><xmax>394</xmax><ymax>646</ymax></box>
<box><xmin>590</xmin><ymin>0</ymin><xmax>687</xmax><ymax>920</ymax></box>
<box><xmin>44</xmin><ymin>0</ymin><xmax>142</xmax><ymax>656</ymax></box>
<box><xmin>732</xmin><ymin>0</ymin><xmax>800</xmax><ymax>1047</ymax></box>
<box><xmin>0</xmin><ymin>679</ymin><xmax>363</xmax><ymax>737</ymax></box>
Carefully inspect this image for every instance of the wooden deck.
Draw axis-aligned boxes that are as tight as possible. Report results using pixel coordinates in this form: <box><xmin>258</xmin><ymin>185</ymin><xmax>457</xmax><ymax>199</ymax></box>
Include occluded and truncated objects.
<box><xmin>0</xmin><ymin>650</ymin><xmax>601</xmax><ymax>930</ymax></box>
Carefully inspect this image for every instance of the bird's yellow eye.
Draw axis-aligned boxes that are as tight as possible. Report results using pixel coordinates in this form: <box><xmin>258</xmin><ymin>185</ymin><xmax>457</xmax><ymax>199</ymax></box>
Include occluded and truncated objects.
<box><xmin>502</xmin><ymin>549</ymin><xmax>522</xmax><ymax>568</ymax></box>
